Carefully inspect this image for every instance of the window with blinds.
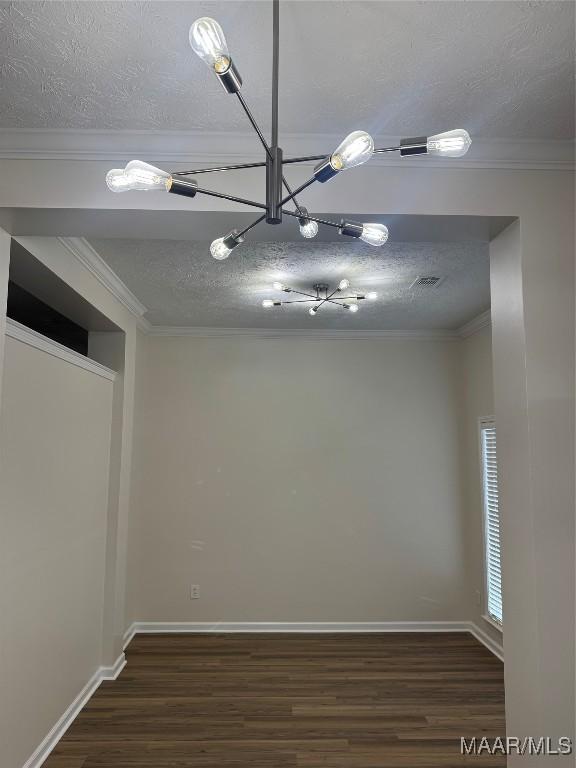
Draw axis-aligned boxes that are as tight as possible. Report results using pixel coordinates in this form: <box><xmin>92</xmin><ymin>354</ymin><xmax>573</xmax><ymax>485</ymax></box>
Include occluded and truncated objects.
<box><xmin>480</xmin><ymin>419</ymin><xmax>503</xmax><ymax>626</ymax></box>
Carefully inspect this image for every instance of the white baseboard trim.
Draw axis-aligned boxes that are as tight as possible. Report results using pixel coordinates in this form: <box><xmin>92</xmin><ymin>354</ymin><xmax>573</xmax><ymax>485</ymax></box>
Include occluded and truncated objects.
<box><xmin>122</xmin><ymin>623</ymin><xmax>137</xmax><ymax>650</ymax></box>
<box><xmin>469</xmin><ymin>621</ymin><xmax>504</xmax><ymax>662</ymax></box>
<box><xmin>123</xmin><ymin>620</ymin><xmax>503</xmax><ymax>660</ymax></box>
<box><xmin>125</xmin><ymin>620</ymin><xmax>472</xmax><ymax>635</ymax></box>
<box><xmin>22</xmin><ymin>652</ymin><xmax>125</xmax><ymax>768</ymax></box>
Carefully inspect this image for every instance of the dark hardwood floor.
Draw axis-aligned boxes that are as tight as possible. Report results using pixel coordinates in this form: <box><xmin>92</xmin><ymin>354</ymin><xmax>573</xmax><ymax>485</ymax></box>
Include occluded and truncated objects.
<box><xmin>45</xmin><ymin>633</ymin><xmax>505</xmax><ymax>767</ymax></box>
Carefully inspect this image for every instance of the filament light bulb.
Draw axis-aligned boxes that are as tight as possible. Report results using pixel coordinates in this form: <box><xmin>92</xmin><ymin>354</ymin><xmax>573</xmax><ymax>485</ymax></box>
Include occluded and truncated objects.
<box><xmin>210</xmin><ymin>237</ymin><xmax>232</xmax><ymax>260</ymax></box>
<box><xmin>125</xmin><ymin>160</ymin><xmax>171</xmax><ymax>191</ymax></box>
<box><xmin>299</xmin><ymin>219</ymin><xmax>319</xmax><ymax>238</ymax></box>
<box><xmin>210</xmin><ymin>230</ymin><xmax>244</xmax><ymax>260</ymax></box>
<box><xmin>189</xmin><ymin>18</ymin><xmax>230</xmax><ymax>73</ymax></box>
<box><xmin>106</xmin><ymin>169</ymin><xmax>132</xmax><ymax>192</ymax></box>
<box><xmin>106</xmin><ymin>161</ymin><xmax>171</xmax><ymax>192</ymax></box>
<box><xmin>348</xmin><ymin>303</ymin><xmax>359</xmax><ymax>313</ymax></box>
<box><xmin>338</xmin><ymin>279</ymin><xmax>350</xmax><ymax>291</ymax></box>
<box><xmin>367</xmin><ymin>291</ymin><xmax>378</xmax><ymax>300</ymax></box>
<box><xmin>262</xmin><ymin>299</ymin><xmax>275</xmax><ymax>308</ymax></box>
<box><xmin>309</xmin><ymin>306</ymin><xmax>318</xmax><ymax>316</ymax></box>
<box><xmin>330</xmin><ymin>131</ymin><xmax>374</xmax><ymax>171</ymax></box>
<box><xmin>360</xmin><ymin>223</ymin><xmax>389</xmax><ymax>247</ymax></box>
<box><xmin>427</xmin><ymin>129</ymin><xmax>471</xmax><ymax>158</ymax></box>
<box><xmin>272</xmin><ymin>281</ymin><xmax>284</xmax><ymax>291</ymax></box>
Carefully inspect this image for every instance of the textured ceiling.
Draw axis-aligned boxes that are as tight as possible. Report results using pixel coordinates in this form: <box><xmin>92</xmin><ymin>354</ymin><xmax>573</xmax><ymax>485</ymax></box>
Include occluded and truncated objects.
<box><xmin>0</xmin><ymin>0</ymin><xmax>574</xmax><ymax>139</ymax></box>
<box><xmin>90</xmin><ymin>237</ymin><xmax>489</xmax><ymax>329</ymax></box>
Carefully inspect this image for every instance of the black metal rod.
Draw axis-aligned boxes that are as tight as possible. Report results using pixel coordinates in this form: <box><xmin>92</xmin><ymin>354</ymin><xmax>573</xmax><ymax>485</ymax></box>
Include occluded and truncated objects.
<box><xmin>282</xmin><ymin>154</ymin><xmax>329</xmax><ymax>165</ymax></box>
<box><xmin>279</xmin><ymin>177</ymin><xmax>317</xmax><ymax>207</ymax></box>
<box><xmin>237</xmin><ymin>213</ymin><xmax>266</xmax><ymax>238</ymax></box>
<box><xmin>284</xmin><ymin>288</ymin><xmax>324</xmax><ymax>301</ymax></box>
<box><xmin>171</xmin><ymin>161</ymin><xmax>267</xmax><ymax>176</ymax></box>
<box><xmin>373</xmin><ymin>145</ymin><xmax>411</xmax><ymax>154</ymax></box>
<box><xmin>236</xmin><ymin>92</ymin><xmax>274</xmax><ymax>160</ymax></box>
<box><xmin>281</xmin><ymin>298</ymin><xmax>321</xmax><ymax>304</ymax></box>
<box><xmin>281</xmin><ymin>208</ymin><xmax>340</xmax><ymax>229</ymax></box>
<box><xmin>272</xmin><ymin>0</ymin><xmax>279</xmax><ymax>148</ymax></box>
<box><xmin>235</xmin><ymin>90</ymin><xmax>304</xmax><ymax>212</ymax></box>
<box><xmin>194</xmin><ymin>186</ymin><xmax>267</xmax><ymax>210</ymax></box>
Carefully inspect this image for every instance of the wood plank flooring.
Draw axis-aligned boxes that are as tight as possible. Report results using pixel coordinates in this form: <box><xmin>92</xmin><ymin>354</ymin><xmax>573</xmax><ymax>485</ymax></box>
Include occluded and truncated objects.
<box><xmin>45</xmin><ymin>633</ymin><xmax>505</xmax><ymax>767</ymax></box>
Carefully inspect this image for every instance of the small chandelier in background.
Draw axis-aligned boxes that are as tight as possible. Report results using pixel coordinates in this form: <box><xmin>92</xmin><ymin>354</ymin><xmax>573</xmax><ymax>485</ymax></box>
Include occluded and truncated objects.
<box><xmin>105</xmin><ymin>0</ymin><xmax>472</xmax><ymax>261</ymax></box>
<box><xmin>262</xmin><ymin>280</ymin><xmax>377</xmax><ymax>317</ymax></box>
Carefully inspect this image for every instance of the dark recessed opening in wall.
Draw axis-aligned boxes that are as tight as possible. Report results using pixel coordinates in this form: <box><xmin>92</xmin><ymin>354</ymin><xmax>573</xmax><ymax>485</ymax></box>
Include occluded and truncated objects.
<box><xmin>7</xmin><ymin>281</ymin><xmax>89</xmax><ymax>355</ymax></box>
<box><xmin>8</xmin><ymin>239</ymin><xmax>122</xmax><ymax>365</ymax></box>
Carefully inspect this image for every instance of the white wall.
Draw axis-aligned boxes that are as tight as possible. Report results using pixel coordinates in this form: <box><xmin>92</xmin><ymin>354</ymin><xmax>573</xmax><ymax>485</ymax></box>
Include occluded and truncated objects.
<box><xmin>128</xmin><ymin>335</ymin><xmax>467</xmax><ymax>623</ymax></box>
<box><xmin>0</xmin><ymin>236</ymin><xmax>141</xmax><ymax>768</ymax></box>
<box><xmin>0</xmin><ymin>337</ymin><xmax>113</xmax><ymax>768</ymax></box>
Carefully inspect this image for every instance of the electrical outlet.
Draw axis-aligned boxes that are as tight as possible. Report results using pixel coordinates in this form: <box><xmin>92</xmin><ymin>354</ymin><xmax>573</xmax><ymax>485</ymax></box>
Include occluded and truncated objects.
<box><xmin>190</xmin><ymin>584</ymin><xmax>200</xmax><ymax>599</ymax></box>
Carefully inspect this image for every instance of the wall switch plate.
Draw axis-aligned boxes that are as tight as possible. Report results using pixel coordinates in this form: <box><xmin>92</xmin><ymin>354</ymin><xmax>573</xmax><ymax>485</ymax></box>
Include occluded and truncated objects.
<box><xmin>190</xmin><ymin>584</ymin><xmax>200</xmax><ymax>599</ymax></box>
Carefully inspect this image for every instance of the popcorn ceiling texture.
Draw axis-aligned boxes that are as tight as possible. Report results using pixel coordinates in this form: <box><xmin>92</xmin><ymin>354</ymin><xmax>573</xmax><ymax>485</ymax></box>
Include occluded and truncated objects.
<box><xmin>0</xmin><ymin>1</ymin><xmax>573</xmax><ymax>138</ymax></box>
<box><xmin>90</xmin><ymin>238</ymin><xmax>489</xmax><ymax>329</ymax></box>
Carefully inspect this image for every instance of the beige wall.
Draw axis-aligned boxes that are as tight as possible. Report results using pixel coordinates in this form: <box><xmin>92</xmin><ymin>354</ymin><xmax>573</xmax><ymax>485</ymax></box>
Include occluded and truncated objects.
<box><xmin>128</xmin><ymin>336</ymin><xmax>468</xmax><ymax>623</ymax></box>
<box><xmin>0</xmin><ymin>338</ymin><xmax>113</xmax><ymax>768</ymax></box>
<box><xmin>0</xmin><ymin>235</ymin><xmax>141</xmax><ymax>768</ymax></box>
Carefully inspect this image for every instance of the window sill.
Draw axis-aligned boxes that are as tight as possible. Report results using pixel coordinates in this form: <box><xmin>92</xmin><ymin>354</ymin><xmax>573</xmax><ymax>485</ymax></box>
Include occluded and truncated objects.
<box><xmin>482</xmin><ymin>614</ymin><xmax>503</xmax><ymax>633</ymax></box>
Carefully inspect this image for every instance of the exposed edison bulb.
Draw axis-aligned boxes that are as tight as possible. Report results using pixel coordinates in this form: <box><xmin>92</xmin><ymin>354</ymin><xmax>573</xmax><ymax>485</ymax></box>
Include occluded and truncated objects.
<box><xmin>106</xmin><ymin>161</ymin><xmax>171</xmax><ymax>192</ymax></box>
<box><xmin>189</xmin><ymin>18</ymin><xmax>230</xmax><ymax>73</ymax></box>
<box><xmin>299</xmin><ymin>219</ymin><xmax>319</xmax><ymax>238</ymax></box>
<box><xmin>427</xmin><ymin>129</ymin><xmax>471</xmax><ymax>158</ymax></box>
<box><xmin>124</xmin><ymin>160</ymin><xmax>171</xmax><ymax>191</ymax></box>
<box><xmin>367</xmin><ymin>291</ymin><xmax>378</xmax><ymax>300</ymax></box>
<box><xmin>106</xmin><ymin>169</ymin><xmax>132</xmax><ymax>192</ymax></box>
<box><xmin>360</xmin><ymin>223</ymin><xmax>389</xmax><ymax>247</ymax></box>
<box><xmin>272</xmin><ymin>281</ymin><xmax>284</xmax><ymax>291</ymax></box>
<box><xmin>210</xmin><ymin>230</ymin><xmax>243</xmax><ymax>260</ymax></box>
<box><xmin>262</xmin><ymin>299</ymin><xmax>275</xmax><ymax>308</ymax></box>
<box><xmin>330</xmin><ymin>131</ymin><xmax>374</xmax><ymax>171</ymax></box>
<box><xmin>338</xmin><ymin>279</ymin><xmax>350</xmax><ymax>291</ymax></box>
<box><xmin>309</xmin><ymin>306</ymin><xmax>318</xmax><ymax>316</ymax></box>
<box><xmin>348</xmin><ymin>303</ymin><xmax>359</xmax><ymax>313</ymax></box>
<box><xmin>210</xmin><ymin>237</ymin><xmax>231</xmax><ymax>260</ymax></box>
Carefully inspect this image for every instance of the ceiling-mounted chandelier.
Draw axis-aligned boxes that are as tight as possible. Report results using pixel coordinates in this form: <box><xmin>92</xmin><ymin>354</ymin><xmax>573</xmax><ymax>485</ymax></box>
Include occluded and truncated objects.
<box><xmin>262</xmin><ymin>279</ymin><xmax>377</xmax><ymax>317</ymax></box>
<box><xmin>105</xmin><ymin>0</ymin><xmax>472</xmax><ymax>260</ymax></box>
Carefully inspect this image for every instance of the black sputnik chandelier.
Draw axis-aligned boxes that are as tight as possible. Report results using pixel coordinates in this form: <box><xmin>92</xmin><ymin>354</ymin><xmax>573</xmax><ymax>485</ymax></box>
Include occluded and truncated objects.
<box><xmin>262</xmin><ymin>279</ymin><xmax>378</xmax><ymax>317</ymax></box>
<box><xmin>106</xmin><ymin>0</ymin><xmax>472</xmax><ymax>260</ymax></box>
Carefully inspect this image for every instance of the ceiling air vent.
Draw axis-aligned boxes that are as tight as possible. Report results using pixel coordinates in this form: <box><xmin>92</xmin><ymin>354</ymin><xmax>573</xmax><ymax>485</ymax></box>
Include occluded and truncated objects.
<box><xmin>410</xmin><ymin>276</ymin><xmax>444</xmax><ymax>289</ymax></box>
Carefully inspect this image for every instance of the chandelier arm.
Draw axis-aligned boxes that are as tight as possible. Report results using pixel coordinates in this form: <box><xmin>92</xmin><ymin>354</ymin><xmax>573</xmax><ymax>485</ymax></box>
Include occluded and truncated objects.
<box><xmin>235</xmin><ymin>90</ymin><xmax>305</xmax><ymax>215</ymax></box>
<box><xmin>279</xmin><ymin>298</ymin><xmax>321</xmax><ymax>304</ymax></box>
<box><xmin>279</xmin><ymin>177</ymin><xmax>317</xmax><ymax>207</ymax></box>
<box><xmin>236</xmin><ymin>91</ymin><xmax>275</xmax><ymax>161</ymax></box>
<box><xmin>282</xmin><ymin>154</ymin><xmax>330</xmax><ymax>165</ymax></box>
<box><xmin>236</xmin><ymin>213</ymin><xmax>267</xmax><ymax>239</ymax></box>
<box><xmin>194</xmin><ymin>186</ymin><xmax>268</xmax><ymax>210</ymax></box>
<box><xmin>282</xmin><ymin>289</ymin><xmax>323</xmax><ymax>301</ymax></box>
<box><xmin>373</xmin><ymin>145</ymin><xmax>403</xmax><ymax>154</ymax></box>
<box><xmin>171</xmin><ymin>161</ymin><xmax>268</xmax><ymax>176</ymax></box>
<box><xmin>281</xmin><ymin>209</ymin><xmax>341</xmax><ymax>229</ymax></box>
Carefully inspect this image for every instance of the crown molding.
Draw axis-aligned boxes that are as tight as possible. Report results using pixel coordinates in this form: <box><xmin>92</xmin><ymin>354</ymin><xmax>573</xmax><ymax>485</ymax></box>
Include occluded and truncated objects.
<box><xmin>458</xmin><ymin>309</ymin><xmax>491</xmax><ymax>338</ymax></box>
<box><xmin>5</xmin><ymin>318</ymin><xmax>117</xmax><ymax>380</ymax></box>
<box><xmin>0</xmin><ymin>130</ymin><xmax>573</xmax><ymax>171</ymax></box>
<box><xmin>58</xmin><ymin>237</ymin><xmax>148</xmax><ymax>320</ymax></box>
<box><xmin>147</xmin><ymin>326</ymin><xmax>460</xmax><ymax>340</ymax></box>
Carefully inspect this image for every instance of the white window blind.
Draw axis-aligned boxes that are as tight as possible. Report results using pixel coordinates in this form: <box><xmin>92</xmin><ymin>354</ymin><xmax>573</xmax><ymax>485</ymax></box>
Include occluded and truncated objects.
<box><xmin>480</xmin><ymin>420</ymin><xmax>503</xmax><ymax>626</ymax></box>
